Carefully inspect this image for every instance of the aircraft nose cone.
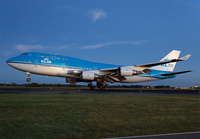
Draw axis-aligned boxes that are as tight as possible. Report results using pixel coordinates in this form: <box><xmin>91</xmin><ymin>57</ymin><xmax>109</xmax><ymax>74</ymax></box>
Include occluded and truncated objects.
<box><xmin>6</xmin><ymin>57</ymin><xmax>16</xmax><ymax>65</ymax></box>
<box><xmin>6</xmin><ymin>58</ymin><xmax>12</xmax><ymax>63</ymax></box>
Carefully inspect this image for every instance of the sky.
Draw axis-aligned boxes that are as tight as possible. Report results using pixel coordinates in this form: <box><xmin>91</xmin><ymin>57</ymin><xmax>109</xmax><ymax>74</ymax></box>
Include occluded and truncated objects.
<box><xmin>0</xmin><ymin>0</ymin><xmax>200</xmax><ymax>87</ymax></box>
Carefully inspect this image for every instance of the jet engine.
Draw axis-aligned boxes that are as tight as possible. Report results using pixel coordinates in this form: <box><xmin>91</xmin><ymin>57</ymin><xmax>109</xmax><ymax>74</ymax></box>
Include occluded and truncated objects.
<box><xmin>118</xmin><ymin>67</ymin><xmax>133</xmax><ymax>76</ymax></box>
<box><xmin>80</xmin><ymin>71</ymin><xmax>95</xmax><ymax>80</ymax></box>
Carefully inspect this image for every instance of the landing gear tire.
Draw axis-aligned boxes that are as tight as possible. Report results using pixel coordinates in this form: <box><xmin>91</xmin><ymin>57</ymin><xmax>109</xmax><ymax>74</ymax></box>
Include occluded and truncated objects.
<box><xmin>27</xmin><ymin>78</ymin><xmax>31</xmax><ymax>82</ymax></box>
<box><xmin>96</xmin><ymin>81</ymin><xmax>106</xmax><ymax>90</ymax></box>
<box><xmin>99</xmin><ymin>86</ymin><xmax>103</xmax><ymax>90</ymax></box>
<box><xmin>88</xmin><ymin>83</ymin><xmax>94</xmax><ymax>90</ymax></box>
<box><xmin>90</xmin><ymin>86</ymin><xmax>94</xmax><ymax>90</ymax></box>
<box><xmin>96</xmin><ymin>82</ymin><xmax>101</xmax><ymax>88</ymax></box>
<box><xmin>26</xmin><ymin>72</ymin><xmax>31</xmax><ymax>82</ymax></box>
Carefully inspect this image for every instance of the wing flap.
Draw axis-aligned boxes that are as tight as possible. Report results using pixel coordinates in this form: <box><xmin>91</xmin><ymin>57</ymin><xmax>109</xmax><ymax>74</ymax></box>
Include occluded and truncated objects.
<box><xmin>107</xmin><ymin>75</ymin><xmax>120</xmax><ymax>82</ymax></box>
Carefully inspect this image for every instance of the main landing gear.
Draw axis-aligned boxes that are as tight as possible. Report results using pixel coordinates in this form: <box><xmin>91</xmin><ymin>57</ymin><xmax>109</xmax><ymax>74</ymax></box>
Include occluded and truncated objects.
<box><xmin>88</xmin><ymin>80</ymin><xmax>107</xmax><ymax>90</ymax></box>
<box><xmin>26</xmin><ymin>72</ymin><xmax>31</xmax><ymax>82</ymax></box>
<box><xmin>96</xmin><ymin>80</ymin><xmax>106</xmax><ymax>90</ymax></box>
<box><xmin>88</xmin><ymin>82</ymin><xmax>94</xmax><ymax>90</ymax></box>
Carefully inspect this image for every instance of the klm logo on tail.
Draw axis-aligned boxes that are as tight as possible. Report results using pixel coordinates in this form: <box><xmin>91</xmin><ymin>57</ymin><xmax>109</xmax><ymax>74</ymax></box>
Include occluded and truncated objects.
<box><xmin>161</xmin><ymin>58</ymin><xmax>174</xmax><ymax>68</ymax></box>
<box><xmin>151</xmin><ymin>50</ymin><xmax>181</xmax><ymax>71</ymax></box>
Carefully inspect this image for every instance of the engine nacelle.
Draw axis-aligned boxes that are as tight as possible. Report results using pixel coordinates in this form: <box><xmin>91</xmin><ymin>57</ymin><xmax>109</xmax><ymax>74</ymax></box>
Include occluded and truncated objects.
<box><xmin>118</xmin><ymin>67</ymin><xmax>133</xmax><ymax>76</ymax></box>
<box><xmin>66</xmin><ymin>78</ymin><xmax>78</xmax><ymax>83</ymax></box>
<box><xmin>80</xmin><ymin>71</ymin><xmax>95</xmax><ymax>80</ymax></box>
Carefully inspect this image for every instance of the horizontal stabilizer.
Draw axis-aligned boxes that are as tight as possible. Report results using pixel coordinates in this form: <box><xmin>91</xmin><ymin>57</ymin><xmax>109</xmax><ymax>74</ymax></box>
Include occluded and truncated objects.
<box><xmin>179</xmin><ymin>54</ymin><xmax>191</xmax><ymax>61</ymax></box>
<box><xmin>160</xmin><ymin>70</ymin><xmax>192</xmax><ymax>76</ymax></box>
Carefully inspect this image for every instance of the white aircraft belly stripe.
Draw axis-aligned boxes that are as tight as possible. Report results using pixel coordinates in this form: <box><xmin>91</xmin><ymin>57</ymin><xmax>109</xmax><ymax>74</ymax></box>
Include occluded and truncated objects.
<box><xmin>7</xmin><ymin>63</ymin><xmax>80</xmax><ymax>78</ymax></box>
<box><xmin>7</xmin><ymin>63</ymin><xmax>160</xmax><ymax>83</ymax></box>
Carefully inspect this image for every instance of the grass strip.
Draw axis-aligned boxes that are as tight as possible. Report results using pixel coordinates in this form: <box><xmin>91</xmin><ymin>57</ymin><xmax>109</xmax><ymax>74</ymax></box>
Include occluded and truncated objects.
<box><xmin>0</xmin><ymin>94</ymin><xmax>200</xmax><ymax>139</ymax></box>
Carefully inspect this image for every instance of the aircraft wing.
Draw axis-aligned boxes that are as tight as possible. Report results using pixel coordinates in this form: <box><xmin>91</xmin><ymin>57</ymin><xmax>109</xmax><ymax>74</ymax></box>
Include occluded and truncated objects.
<box><xmin>135</xmin><ymin>54</ymin><xmax>191</xmax><ymax>69</ymax></box>
<box><xmin>99</xmin><ymin>54</ymin><xmax>191</xmax><ymax>73</ymax></box>
<box><xmin>97</xmin><ymin>66</ymin><xmax>151</xmax><ymax>83</ymax></box>
<box><xmin>99</xmin><ymin>68</ymin><xmax>118</xmax><ymax>73</ymax></box>
<box><xmin>66</xmin><ymin>54</ymin><xmax>191</xmax><ymax>83</ymax></box>
<box><xmin>96</xmin><ymin>54</ymin><xmax>191</xmax><ymax>82</ymax></box>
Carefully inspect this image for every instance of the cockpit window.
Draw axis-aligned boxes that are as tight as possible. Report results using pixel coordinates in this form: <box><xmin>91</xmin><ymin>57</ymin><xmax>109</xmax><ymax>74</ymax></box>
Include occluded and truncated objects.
<box><xmin>21</xmin><ymin>53</ymin><xmax>27</xmax><ymax>55</ymax></box>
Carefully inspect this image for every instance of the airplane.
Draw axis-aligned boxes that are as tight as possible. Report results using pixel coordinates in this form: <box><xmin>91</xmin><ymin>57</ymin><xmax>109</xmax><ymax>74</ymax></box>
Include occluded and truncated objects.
<box><xmin>6</xmin><ymin>50</ymin><xmax>191</xmax><ymax>89</ymax></box>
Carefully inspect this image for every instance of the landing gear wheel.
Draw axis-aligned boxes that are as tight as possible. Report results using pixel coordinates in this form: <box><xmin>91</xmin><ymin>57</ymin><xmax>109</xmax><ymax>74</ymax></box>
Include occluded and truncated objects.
<box><xmin>27</xmin><ymin>78</ymin><xmax>31</xmax><ymax>82</ymax></box>
<box><xmin>90</xmin><ymin>86</ymin><xmax>94</xmax><ymax>90</ymax></box>
<box><xmin>96</xmin><ymin>81</ymin><xmax>106</xmax><ymax>90</ymax></box>
<box><xmin>97</xmin><ymin>82</ymin><xmax>101</xmax><ymax>88</ymax></box>
<box><xmin>99</xmin><ymin>85</ymin><xmax>103</xmax><ymax>90</ymax></box>
<box><xmin>26</xmin><ymin>72</ymin><xmax>31</xmax><ymax>82</ymax></box>
<box><xmin>88</xmin><ymin>83</ymin><xmax>94</xmax><ymax>90</ymax></box>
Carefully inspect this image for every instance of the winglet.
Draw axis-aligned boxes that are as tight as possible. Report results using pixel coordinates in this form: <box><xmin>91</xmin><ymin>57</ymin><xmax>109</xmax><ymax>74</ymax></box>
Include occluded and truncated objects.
<box><xmin>179</xmin><ymin>54</ymin><xmax>191</xmax><ymax>61</ymax></box>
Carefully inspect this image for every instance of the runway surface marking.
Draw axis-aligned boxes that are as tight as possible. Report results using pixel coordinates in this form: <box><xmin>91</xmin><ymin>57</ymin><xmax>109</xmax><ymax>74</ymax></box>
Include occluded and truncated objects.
<box><xmin>104</xmin><ymin>131</ymin><xmax>200</xmax><ymax>139</ymax></box>
<box><xmin>0</xmin><ymin>88</ymin><xmax>200</xmax><ymax>96</ymax></box>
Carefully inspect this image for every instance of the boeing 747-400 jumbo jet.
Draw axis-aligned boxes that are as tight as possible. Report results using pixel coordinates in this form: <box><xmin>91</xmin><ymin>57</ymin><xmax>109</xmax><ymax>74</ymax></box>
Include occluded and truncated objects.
<box><xmin>6</xmin><ymin>50</ymin><xmax>191</xmax><ymax>89</ymax></box>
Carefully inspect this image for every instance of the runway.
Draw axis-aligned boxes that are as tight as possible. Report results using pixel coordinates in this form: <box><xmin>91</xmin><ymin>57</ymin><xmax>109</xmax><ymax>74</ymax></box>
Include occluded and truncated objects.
<box><xmin>105</xmin><ymin>131</ymin><xmax>200</xmax><ymax>139</ymax></box>
<box><xmin>0</xmin><ymin>87</ymin><xmax>199</xmax><ymax>96</ymax></box>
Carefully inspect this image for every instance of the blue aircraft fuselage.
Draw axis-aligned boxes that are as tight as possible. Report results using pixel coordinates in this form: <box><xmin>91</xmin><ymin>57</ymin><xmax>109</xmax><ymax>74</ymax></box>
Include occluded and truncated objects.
<box><xmin>6</xmin><ymin>52</ymin><xmax>176</xmax><ymax>81</ymax></box>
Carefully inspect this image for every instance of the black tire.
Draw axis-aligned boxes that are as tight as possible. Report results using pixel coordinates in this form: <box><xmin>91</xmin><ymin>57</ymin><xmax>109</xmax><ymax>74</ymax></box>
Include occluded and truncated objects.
<box><xmin>90</xmin><ymin>86</ymin><xmax>94</xmax><ymax>90</ymax></box>
<box><xmin>27</xmin><ymin>78</ymin><xmax>31</xmax><ymax>82</ymax></box>
<box><xmin>97</xmin><ymin>82</ymin><xmax>101</xmax><ymax>88</ymax></box>
<box><xmin>99</xmin><ymin>86</ymin><xmax>103</xmax><ymax>90</ymax></box>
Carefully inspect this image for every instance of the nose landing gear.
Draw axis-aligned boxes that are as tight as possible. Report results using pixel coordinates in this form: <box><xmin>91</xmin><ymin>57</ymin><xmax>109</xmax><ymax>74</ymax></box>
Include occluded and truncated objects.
<box><xmin>26</xmin><ymin>72</ymin><xmax>31</xmax><ymax>82</ymax></box>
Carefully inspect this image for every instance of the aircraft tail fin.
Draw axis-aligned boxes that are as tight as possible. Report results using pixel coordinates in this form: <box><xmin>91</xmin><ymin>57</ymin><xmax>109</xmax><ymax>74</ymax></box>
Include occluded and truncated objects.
<box><xmin>151</xmin><ymin>50</ymin><xmax>181</xmax><ymax>72</ymax></box>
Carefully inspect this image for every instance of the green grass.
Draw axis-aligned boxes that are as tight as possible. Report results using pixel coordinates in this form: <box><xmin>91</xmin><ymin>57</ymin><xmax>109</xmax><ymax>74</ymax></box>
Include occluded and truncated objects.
<box><xmin>0</xmin><ymin>94</ymin><xmax>200</xmax><ymax>139</ymax></box>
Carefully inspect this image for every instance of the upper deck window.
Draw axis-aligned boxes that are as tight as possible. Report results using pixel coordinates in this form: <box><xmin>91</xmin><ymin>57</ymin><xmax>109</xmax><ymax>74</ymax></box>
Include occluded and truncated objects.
<box><xmin>21</xmin><ymin>53</ymin><xmax>27</xmax><ymax>55</ymax></box>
